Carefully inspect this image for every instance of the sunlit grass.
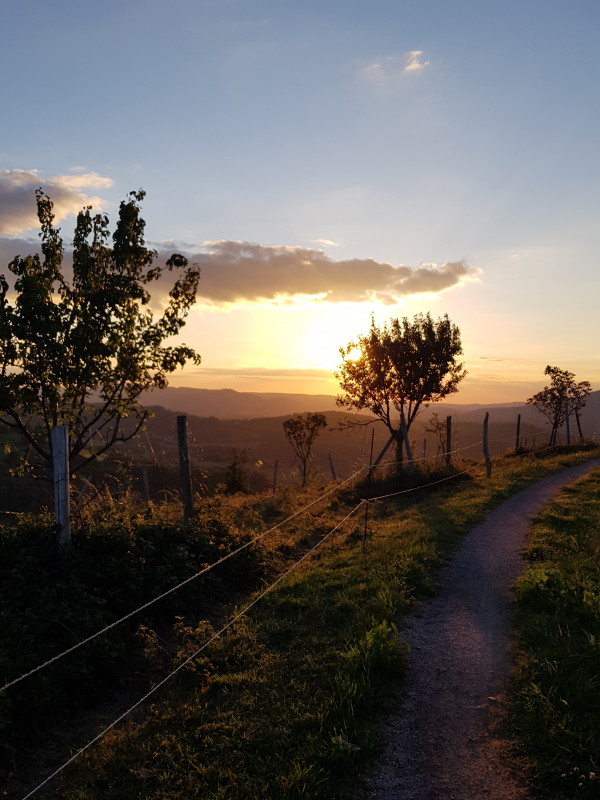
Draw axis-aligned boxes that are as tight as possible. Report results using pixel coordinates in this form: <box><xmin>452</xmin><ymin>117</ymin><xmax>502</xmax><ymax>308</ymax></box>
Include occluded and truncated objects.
<box><xmin>4</xmin><ymin>445</ymin><xmax>600</xmax><ymax>799</ymax></box>
<box><xmin>509</xmin><ymin>465</ymin><xmax>600</xmax><ymax>799</ymax></box>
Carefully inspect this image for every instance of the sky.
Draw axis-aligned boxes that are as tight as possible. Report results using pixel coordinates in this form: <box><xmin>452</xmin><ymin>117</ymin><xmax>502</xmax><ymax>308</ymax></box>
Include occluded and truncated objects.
<box><xmin>1</xmin><ymin>0</ymin><xmax>599</xmax><ymax>403</ymax></box>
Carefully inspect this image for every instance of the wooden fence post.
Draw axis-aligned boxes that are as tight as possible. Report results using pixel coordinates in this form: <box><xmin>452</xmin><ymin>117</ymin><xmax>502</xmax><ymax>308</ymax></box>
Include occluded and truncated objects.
<box><xmin>177</xmin><ymin>415</ymin><xmax>193</xmax><ymax>521</ymax></box>
<box><xmin>328</xmin><ymin>452</ymin><xmax>337</xmax><ymax>481</ymax></box>
<box><xmin>141</xmin><ymin>465</ymin><xmax>150</xmax><ymax>504</ymax></box>
<box><xmin>272</xmin><ymin>460</ymin><xmax>278</xmax><ymax>493</ymax></box>
<box><xmin>515</xmin><ymin>413</ymin><xmax>521</xmax><ymax>451</ymax></box>
<box><xmin>400</xmin><ymin>411</ymin><xmax>414</xmax><ymax>475</ymax></box>
<box><xmin>422</xmin><ymin>438</ymin><xmax>427</xmax><ymax>462</ymax></box>
<box><xmin>565</xmin><ymin>402</ymin><xmax>571</xmax><ymax>450</ymax></box>
<box><xmin>446</xmin><ymin>416</ymin><xmax>452</xmax><ymax>468</ymax></box>
<box><xmin>52</xmin><ymin>425</ymin><xmax>71</xmax><ymax>552</ymax></box>
<box><xmin>483</xmin><ymin>412</ymin><xmax>491</xmax><ymax>478</ymax></box>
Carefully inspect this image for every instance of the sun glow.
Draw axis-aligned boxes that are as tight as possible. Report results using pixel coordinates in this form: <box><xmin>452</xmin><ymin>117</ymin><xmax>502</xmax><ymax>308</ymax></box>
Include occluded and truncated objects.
<box><xmin>300</xmin><ymin>305</ymin><xmax>373</xmax><ymax>371</ymax></box>
<box><xmin>346</xmin><ymin>346</ymin><xmax>362</xmax><ymax>361</ymax></box>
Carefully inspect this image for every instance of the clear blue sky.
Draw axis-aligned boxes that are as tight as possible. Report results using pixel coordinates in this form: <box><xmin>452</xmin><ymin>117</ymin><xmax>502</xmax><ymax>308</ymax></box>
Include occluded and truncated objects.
<box><xmin>1</xmin><ymin>0</ymin><xmax>599</xmax><ymax>401</ymax></box>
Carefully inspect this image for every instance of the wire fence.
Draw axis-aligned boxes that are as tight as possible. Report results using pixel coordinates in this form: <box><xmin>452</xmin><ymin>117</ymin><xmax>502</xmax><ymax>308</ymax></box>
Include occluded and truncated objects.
<box><xmin>5</xmin><ymin>413</ymin><xmax>598</xmax><ymax>799</ymax></box>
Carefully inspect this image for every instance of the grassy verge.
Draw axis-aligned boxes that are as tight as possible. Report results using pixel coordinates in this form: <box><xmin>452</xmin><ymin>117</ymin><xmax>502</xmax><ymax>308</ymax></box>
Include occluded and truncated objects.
<box><xmin>4</xmin><ymin>445</ymin><xmax>600</xmax><ymax>799</ymax></box>
<box><xmin>509</xmin><ymin>464</ymin><xmax>600</xmax><ymax>798</ymax></box>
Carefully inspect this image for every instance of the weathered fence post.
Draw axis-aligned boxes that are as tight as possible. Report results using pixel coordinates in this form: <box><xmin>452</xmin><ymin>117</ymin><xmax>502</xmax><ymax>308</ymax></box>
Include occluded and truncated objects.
<box><xmin>515</xmin><ymin>413</ymin><xmax>521</xmax><ymax>451</ymax></box>
<box><xmin>565</xmin><ymin>402</ymin><xmax>571</xmax><ymax>450</ymax></box>
<box><xmin>52</xmin><ymin>425</ymin><xmax>71</xmax><ymax>552</ymax></box>
<box><xmin>177</xmin><ymin>415</ymin><xmax>193</xmax><ymax>521</ymax></box>
<box><xmin>272</xmin><ymin>459</ymin><xmax>278</xmax><ymax>493</ymax></box>
<box><xmin>422</xmin><ymin>438</ymin><xmax>427</xmax><ymax>462</ymax></box>
<box><xmin>483</xmin><ymin>412</ymin><xmax>491</xmax><ymax>478</ymax></box>
<box><xmin>400</xmin><ymin>410</ymin><xmax>414</xmax><ymax>475</ymax></box>
<box><xmin>446</xmin><ymin>416</ymin><xmax>452</xmax><ymax>468</ymax></box>
<box><xmin>328</xmin><ymin>452</ymin><xmax>337</xmax><ymax>481</ymax></box>
<box><xmin>141</xmin><ymin>465</ymin><xmax>150</xmax><ymax>504</ymax></box>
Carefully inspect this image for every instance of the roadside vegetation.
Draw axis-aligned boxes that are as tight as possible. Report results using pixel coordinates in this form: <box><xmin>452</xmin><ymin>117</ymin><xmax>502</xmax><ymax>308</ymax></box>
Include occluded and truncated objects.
<box><xmin>510</xmin><ymin>465</ymin><xmax>600</xmax><ymax>798</ymax></box>
<box><xmin>2</xmin><ymin>442</ymin><xmax>599</xmax><ymax>799</ymax></box>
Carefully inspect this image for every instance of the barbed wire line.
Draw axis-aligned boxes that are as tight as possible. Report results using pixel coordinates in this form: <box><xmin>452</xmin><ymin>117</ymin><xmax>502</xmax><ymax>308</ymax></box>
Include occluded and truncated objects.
<box><xmin>1</xmin><ymin>465</ymin><xmax>367</xmax><ymax>695</ymax></box>
<box><xmin>2</xmin><ymin>433</ymin><xmax>584</xmax><ymax>696</ymax></box>
<box><xmin>367</xmin><ymin>440</ymin><xmax>569</xmax><ymax>503</ymax></box>
<box><xmin>367</xmin><ymin>461</ymin><xmax>487</xmax><ymax>502</ymax></box>
<box><xmin>19</xmin><ymin>502</ymin><xmax>364</xmax><ymax>800</ymax></box>
<box><xmin>13</xmin><ymin>436</ymin><xmax>594</xmax><ymax>796</ymax></box>
<box><xmin>373</xmin><ymin>438</ymin><xmax>485</xmax><ymax>470</ymax></box>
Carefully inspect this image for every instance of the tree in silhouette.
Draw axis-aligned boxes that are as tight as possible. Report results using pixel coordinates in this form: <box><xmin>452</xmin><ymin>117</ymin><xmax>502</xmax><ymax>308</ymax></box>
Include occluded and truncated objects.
<box><xmin>224</xmin><ymin>449</ymin><xmax>250</xmax><ymax>494</ymax></box>
<box><xmin>283</xmin><ymin>412</ymin><xmax>327</xmax><ymax>487</ymax></box>
<box><xmin>0</xmin><ymin>189</ymin><xmax>201</xmax><ymax>479</ymax></box>
<box><xmin>527</xmin><ymin>366</ymin><xmax>591</xmax><ymax>445</ymax></box>
<box><xmin>336</xmin><ymin>313</ymin><xmax>465</xmax><ymax>466</ymax></box>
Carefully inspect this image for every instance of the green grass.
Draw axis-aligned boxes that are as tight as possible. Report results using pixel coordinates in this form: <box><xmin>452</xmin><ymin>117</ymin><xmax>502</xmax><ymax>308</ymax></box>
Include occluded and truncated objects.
<box><xmin>4</xmin><ymin>445</ymin><xmax>600</xmax><ymax>799</ymax></box>
<box><xmin>509</xmin><ymin>464</ymin><xmax>600</xmax><ymax>798</ymax></box>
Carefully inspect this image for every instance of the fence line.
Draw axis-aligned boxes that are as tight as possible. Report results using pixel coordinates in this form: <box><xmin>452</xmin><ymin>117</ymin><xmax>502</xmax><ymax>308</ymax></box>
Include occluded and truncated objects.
<box><xmin>0</xmin><ymin>426</ymin><xmax>578</xmax><ymax>695</ymax></box>
<box><xmin>11</xmin><ymin>432</ymin><xmax>594</xmax><ymax>797</ymax></box>
<box><xmin>19</xmin><ymin>502</ymin><xmax>365</xmax><ymax>800</ymax></box>
<box><xmin>1</xmin><ymin>465</ymin><xmax>368</xmax><ymax>695</ymax></box>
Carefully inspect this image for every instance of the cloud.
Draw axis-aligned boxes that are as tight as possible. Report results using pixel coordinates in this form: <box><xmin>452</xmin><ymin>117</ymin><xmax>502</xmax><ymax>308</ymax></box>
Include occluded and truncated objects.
<box><xmin>189</xmin><ymin>366</ymin><xmax>333</xmax><ymax>380</ymax></box>
<box><xmin>0</xmin><ymin>234</ymin><xmax>480</xmax><ymax>309</ymax></box>
<box><xmin>162</xmin><ymin>240</ymin><xmax>481</xmax><ymax>306</ymax></box>
<box><xmin>0</xmin><ymin>169</ymin><xmax>112</xmax><ymax>235</ymax></box>
<box><xmin>361</xmin><ymin>50</ymin><xmax>430</xmax><ymax>87</ymax></box>
<box><xmin>404</xmin><ymin>50</ymin><xmax>430</xmax><ymax>74</ymax></box>
<box><xmin>314</xmin><ymin>238</ymin><xmax>340</xmax><ymax>247</ymax></box>
<box><xmin>49</xmin><ymin>172</ymin><xmax>113</xmax><ymax>190</ymax></box>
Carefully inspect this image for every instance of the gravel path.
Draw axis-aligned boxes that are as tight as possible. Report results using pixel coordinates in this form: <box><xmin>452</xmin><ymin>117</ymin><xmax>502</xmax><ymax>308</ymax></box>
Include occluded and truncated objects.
<box><xmin>364</xmin><ymin>459</ymin><xmax>600</xmax><ymax>800</ymax></box>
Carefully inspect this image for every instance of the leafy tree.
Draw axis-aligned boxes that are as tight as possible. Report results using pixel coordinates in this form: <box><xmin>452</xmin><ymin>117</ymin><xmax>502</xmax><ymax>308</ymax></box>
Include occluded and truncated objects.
<box><xmin>425</xmin><ymin>412</ymin><xmax>447</xmax><ymax>457</ymax></box>
<box><xmin>282</xmin><ymin>412</ymin><xmax>327</xmax><ymax>487</ymax></box>
<box><xmin>526</xmin><ymin>366</ymin><xmax>592</xmax><ymax>445</ymax></box>
<box><xmin>569</xmin><ymin>380</ymin><xmax>593</xmax><ymax>440</ymax></box>
<box><xmin>223</xmin><ymin>449</ymin><xmax>250</xmax><ymax>494</ymax></box>
<box><xmin>0</xmin><ymin>189</ymin><xmax>201</xmax><ymax>479</ymax></box>
<box><xmin>336</xmin><ymin>313</ymin><xmax>465</xmax><ymax>465</ymax></box>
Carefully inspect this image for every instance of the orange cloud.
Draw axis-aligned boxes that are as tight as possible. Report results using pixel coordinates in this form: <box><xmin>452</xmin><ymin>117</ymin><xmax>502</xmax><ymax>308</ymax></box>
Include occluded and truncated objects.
<box><xmin>0</xmin><ymin>169</ymin><xmax>112</xmax><ymax>235</ymax></box>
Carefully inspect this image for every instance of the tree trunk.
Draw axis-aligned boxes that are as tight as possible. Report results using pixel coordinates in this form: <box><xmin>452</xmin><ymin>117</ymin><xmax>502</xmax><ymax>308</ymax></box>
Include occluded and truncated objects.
<box><xmin>575</xmin><ymin>410</ymin><xmax>583</xmax><ymax>440</ymax></box>
<box><xmin>395</xmin><ymin>436</ymin><xmax>404</xmax><ymax>473</ymax></box>
<box><xmin>302</xmin><ymin>459</ymin><xmax>307</xmax><ymax>487</ymax></box>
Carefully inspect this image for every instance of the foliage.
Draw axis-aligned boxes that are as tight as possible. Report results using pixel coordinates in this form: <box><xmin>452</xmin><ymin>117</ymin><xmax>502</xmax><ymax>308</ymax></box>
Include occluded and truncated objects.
<box><xmin>2</xmin><ymin>446</ymin><xmax>600</xmax><ymax>798</ymax></box>
<box><xmin>0</xmin><ymin>493</ymin><xmax>275</xmax><ymax>753</ymax></box>
<box><xmin>283</xmin><ymin>412</ymin><xmax>328</xmax><ymax>487</ymax></box>
<box><xmin>425</xmin><ymin>412</ymin><xmax>448</xmax><ymax>456</ymax></box>
<box><xmin>0</xmin><ymin>190</ymin><xmax>200</xmax><ymax>478</ymax></box>
<box><xmin>336</xmin><ymin>313</ymin><xmax>465</xmax><ymax>463</ymax></box>
<box><xmin>223</xmin><ymin>448</ymin><xmax>250</xmax><ymax>494</ymax></box>
<box><xmin>510</xmin><ymin>468</ymin><xmax>600</xmax><ymax>798</ymax></box>
<box><xmin>526</xmin><ymin>366</ymin><xmax>592</xmax><ymax>445</ymax></box>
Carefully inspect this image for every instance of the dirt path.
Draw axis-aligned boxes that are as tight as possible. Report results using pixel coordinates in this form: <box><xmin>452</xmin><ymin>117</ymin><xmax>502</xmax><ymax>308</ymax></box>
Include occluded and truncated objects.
<box><xmin>364</xmin><ymin>459</ymin><xmax>600</xmax><ymax>800</ymax></box>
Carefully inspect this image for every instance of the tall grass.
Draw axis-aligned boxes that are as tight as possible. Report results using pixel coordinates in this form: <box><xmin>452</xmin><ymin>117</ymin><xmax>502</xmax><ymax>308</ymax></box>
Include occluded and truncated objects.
<box><xmin>1</xmin><ymin>444</ymin><xmax>599</xmax><ymax>799</ymax></box>
<box><xmin>510</xmin><ymin>465</ymin><xmax>600</xmax><ymax>798</ymax></box>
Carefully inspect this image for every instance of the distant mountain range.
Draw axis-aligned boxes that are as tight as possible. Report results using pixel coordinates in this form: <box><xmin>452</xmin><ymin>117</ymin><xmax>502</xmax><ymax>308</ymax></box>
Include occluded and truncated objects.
<box><xmin>146</xmin><ymin>386</ymin><xmax>532</xmax><ymax>421</ymax></box>
<box><xmin>144</xmin><ymin>387</ymin><xmax>341</xmax><ymax>419</ymax></box>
